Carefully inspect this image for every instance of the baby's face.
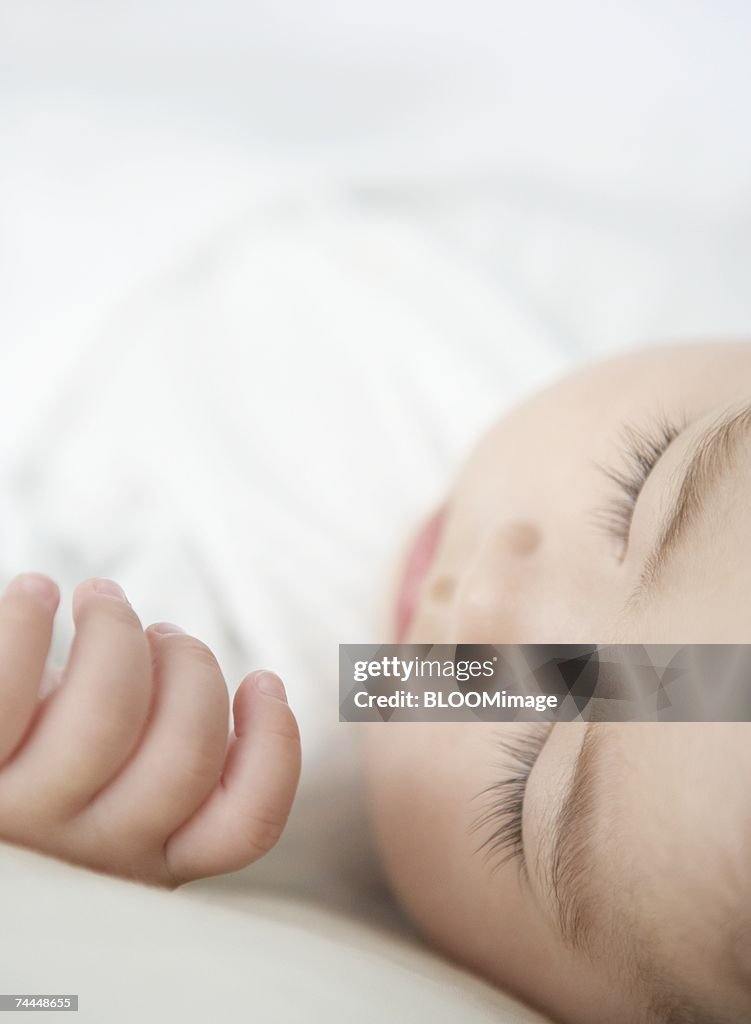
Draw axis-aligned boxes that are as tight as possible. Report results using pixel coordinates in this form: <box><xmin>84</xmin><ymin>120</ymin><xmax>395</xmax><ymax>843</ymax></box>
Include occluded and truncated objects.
<box><xmin>364</xmin><ymin>342</ymin><xmax>751</xmax><ymax>1023</ymax></box>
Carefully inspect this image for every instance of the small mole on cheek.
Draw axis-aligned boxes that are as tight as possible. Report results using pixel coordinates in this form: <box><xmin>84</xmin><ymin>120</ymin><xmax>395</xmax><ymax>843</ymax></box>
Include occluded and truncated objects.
<box><xmin>506</xmin><ymin>520</ymin><xmax>542</xmax><ymax>556</ymax></box>
<box><xmin>429</xmin><ymin>575</ymin><xmax>456</xmax><ymax>602</ymax></box>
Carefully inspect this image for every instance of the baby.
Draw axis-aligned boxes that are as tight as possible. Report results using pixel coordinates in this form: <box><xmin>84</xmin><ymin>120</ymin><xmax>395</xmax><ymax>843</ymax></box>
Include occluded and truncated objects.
<box><xmin>1</xmin><ymin>340</ymin><xmax>749</xmax><ymax>1024</ymax></box>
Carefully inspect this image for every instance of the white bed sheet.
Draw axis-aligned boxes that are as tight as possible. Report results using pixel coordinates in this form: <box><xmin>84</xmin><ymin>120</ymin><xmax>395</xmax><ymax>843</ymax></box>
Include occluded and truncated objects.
<box><xmin>0</xmin><ymin>842</ymin><xmax>552</xmax><ymax>1024</ymax></box>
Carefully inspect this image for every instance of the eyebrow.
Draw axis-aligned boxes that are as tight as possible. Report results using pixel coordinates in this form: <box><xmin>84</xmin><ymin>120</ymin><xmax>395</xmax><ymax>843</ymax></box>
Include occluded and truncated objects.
<box><xmin>626</xmin><ymin>401</ymin><xmax>751</xmax><ymax>611</ymax></box>
<box><xmin>543</xmin><ymin>722</ymin><xmax>606</xmax><ymax>952</ymax></box>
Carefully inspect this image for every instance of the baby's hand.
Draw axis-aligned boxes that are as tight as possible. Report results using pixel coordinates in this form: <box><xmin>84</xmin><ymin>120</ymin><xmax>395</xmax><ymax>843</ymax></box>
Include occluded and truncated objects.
<box><xmin>0</xmin><ymin>573</ymin><xmax>301</xmax><ymax>887</ymax></box>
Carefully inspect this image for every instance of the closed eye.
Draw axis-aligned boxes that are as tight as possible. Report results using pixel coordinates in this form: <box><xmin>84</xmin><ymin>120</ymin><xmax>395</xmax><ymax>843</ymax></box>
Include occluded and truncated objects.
<box><xmin>470</xmin><ymin>723</ymin><xmax>553</xmax><ymax>877</ymax></box>
<box><xmin>590</xmin><ymin>412</ymin><xmax>686</xmax><ymax>560</ymax></box>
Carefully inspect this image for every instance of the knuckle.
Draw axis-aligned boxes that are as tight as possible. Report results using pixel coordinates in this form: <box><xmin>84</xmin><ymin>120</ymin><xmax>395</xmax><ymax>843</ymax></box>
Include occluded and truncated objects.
<box><xmin>169</xmin><ymin>637</ymin><xmax>224</xmax><ymax>678</ymax></box>
<box><xmin>80</xmin><ymin>595</ymin><xmax>140</xmax><ymax>630</ymax></box>
<box><xmin>69</xmin><ymin>724</ymin><xmax>132</xmax><ymax>777</ymax></box>
<box><xmin>181</xmin><ymin>731</ymin><xmax>225</xmax><ymax>787</ymax></box>
<box><xmin>186</xmin><ymin>755</ymin><xmax>218</xmax><ymax>791</ymax></box>
<box><xmin>243</xmin><ymin>809</ymin><xmax>287</xmax><ymax>858</ymax></box>
<box><xmin>266</xmin><ymin>712</ymin><xmax>301</xmax><ymax>746</ymax></box>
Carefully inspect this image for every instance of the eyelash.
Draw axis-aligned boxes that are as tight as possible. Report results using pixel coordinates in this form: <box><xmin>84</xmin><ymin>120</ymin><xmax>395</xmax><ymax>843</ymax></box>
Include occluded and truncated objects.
<box><xmin>470</xmin><ymin>415</ymin><xmax>684</xmax><ymax>870</ymax></box>
<box><xmin>472</xmin><ymin>724</ymin><xmax>551</xmax><ymax>872</ymax></box>
<box><xmin>592</xmin><ymin>413</ymin><xmax>684</xmax><ymax>556</ymax></box>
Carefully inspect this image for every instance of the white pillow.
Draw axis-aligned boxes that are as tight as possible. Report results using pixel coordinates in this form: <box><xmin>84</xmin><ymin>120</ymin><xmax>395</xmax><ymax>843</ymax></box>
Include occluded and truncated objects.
<box><xmin>0</xmin><ymin>842</ymin><xmax>552</xmax><ymax>1024</ymax></box>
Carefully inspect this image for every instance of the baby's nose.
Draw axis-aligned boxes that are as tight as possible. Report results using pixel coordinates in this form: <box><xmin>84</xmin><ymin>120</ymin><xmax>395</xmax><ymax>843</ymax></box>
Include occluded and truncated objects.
<box><xmin>447</xmin><ymin>517</ymin><xmax>544</xmax><ymax>643</ymax></box>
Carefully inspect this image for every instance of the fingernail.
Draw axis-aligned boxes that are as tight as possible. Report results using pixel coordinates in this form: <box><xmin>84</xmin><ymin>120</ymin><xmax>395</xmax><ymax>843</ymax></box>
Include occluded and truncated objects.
<box><xmin>255</xmin><ymin>671</ymin><xmax>287</xmax><ymax>702</ymax></box>
<box><xmin>92</xmin><ymin>578</ymin><xmax>128</xmax><ymax>602</ymax></box>
<box><xmin>5</xmin><ymin>572</ymin><xmax>59</xmax><ymax>611</ymax></box>
<box><xmin>150</xmin><ymin>622</ymin><xmax>186</xmax><ymax>635</ymax></box>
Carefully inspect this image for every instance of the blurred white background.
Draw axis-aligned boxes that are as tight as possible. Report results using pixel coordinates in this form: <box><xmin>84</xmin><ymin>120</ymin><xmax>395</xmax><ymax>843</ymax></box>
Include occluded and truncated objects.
<box><xmin>4</xmin><ymin>1</ymin><xmax>751</xmax><ymax>398</ymax></box>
